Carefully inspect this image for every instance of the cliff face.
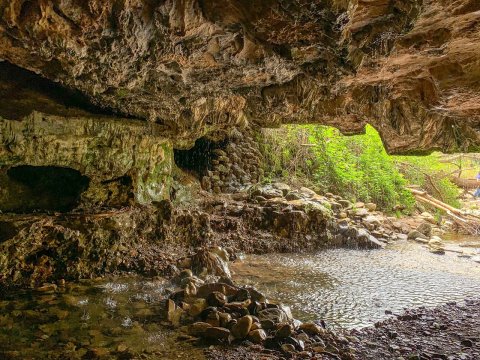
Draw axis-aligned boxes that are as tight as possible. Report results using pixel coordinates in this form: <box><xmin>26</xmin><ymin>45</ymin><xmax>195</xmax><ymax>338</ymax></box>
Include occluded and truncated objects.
<box><xmin>0</xmin><ymin>0</ymin><xmax>479</xmax><ymax>153</ymax></box>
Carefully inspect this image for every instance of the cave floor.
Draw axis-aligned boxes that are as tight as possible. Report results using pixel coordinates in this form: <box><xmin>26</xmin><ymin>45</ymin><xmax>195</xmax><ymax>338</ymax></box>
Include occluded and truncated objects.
<box><xmin>206</xmin><ymin>299</ymin><xmax>480</xmax><ymax>359</ymax></box>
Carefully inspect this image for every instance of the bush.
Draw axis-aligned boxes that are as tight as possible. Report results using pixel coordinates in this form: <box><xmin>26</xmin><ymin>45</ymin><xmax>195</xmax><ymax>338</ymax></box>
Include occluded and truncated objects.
<box><xmin>259</xmin><ymin>124</ymin><xmax>415</xmax><ymax>212</ymax></box>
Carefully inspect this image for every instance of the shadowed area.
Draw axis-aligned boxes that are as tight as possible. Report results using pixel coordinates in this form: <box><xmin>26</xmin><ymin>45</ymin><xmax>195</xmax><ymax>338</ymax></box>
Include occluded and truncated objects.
<box><xmin>0</xmin><ymin>165</ymin><xmax>90</xmax><ymax>213</ymax></box>
<box><xmin>0</xmin><ymin>62</ymin><xmax>115</xmax><ymax>120</ymax></box>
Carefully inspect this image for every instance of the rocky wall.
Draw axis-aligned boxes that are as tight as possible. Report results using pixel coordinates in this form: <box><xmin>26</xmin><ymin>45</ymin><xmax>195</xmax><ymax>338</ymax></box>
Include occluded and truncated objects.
<box><xmin>0</xmin><ymin>112</ymin><xmax>173</xmax><ymax>210</ymax></box>
<box><xmin>1</xmin><ymin>1</ymin><xmax>479</xmax><ymax>153</ymax></box>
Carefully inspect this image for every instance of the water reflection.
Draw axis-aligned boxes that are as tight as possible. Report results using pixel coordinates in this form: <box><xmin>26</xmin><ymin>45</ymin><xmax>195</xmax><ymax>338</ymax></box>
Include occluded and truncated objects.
<box><xmin>232</xmin><ymin>239</ymin><xmax>480</xmax><ymax>329</ymax></box>
<box><xmin>0</xmin><ymin>277</ymin><xmax>205</xmax><ymax>360</ymax></box>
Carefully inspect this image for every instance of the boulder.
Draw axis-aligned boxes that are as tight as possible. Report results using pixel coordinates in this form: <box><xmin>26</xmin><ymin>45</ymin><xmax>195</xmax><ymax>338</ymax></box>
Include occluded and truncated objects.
<box><xmin>248</xmin><ymin>329</ymin><xmax>267</xmax><ymax>344</ymax></box>
<box><xmin>299</xmin><ymin>322</ymin><xmax>325</xmax><ymax>336</ymax></box>
<box><xmin>365</xmin><ymin>203</ymin><xmax>377</xmax><ymax>211</ymax></box>
<box><xmin>407</xmin><ymin>230</ymin><xmax>425</xmax><ymax>240</ymax></box>
<box><xmin>206</xmin><ymin>292</ymin><xmax>227</xmax><ymax>307</ymax></box>
<box><xmin>197</xmin><ymin>283</ymin><xmax>239</xmax><ymax>298</ymax></box>
<box><xmin>203</xmin><ymin>327</ymin><xmax>231</xmax><ymax>341</ymax></box>
<box><xmin>338</xmin><ymin>199</ymin><xmax>352</xmax><ymax>208</ymax></box>
<box><xmin>416</xmin><ymin>223</ymin><xmax>432</xmax><ymax>237</ymax></box>
<box><xmin>258</xmin><ymin>308</ymin><xmax>290</xmax><ymax>324</ymax></box>
<box><xmin>356</xmin><ymin>229</ymin><xmax>385</xmax><ymax>249</ymax></box>
<box><xmin>188</xmin><ymin>299</ymin><xmax>207</xmax><ymax>317</ymax></box>
<box><xmin>353</xmin><ymin>208</ymin><xmax>369</xmax><ymax>217</ymax></box>
<box><xmin>231</xmin><ymin>315</ymin><xmax>253</xmax><ymax>339</ymax></box>
<box><xmin>189</xmin><ymin>322</ymin><xmax>212</xmax><ymax>337</ymax></box>
<box><xmin>272</xmin><ymin>183</ymin><xmax>291</xmax><ymax>196</ymax></box>
<box><xmin>421</xmin><ymin>212</ymin><xmax>437</xmax><ymax>224</ymax></box>
<box><xmin>299</xmin><ymin>187</ymin><xmax>317</xmax><ymax>198</ymax></box>
<box><xmin>275</xmin><ymin>323</ymin><xmax>294</xmax><ymax>338</ymax></box>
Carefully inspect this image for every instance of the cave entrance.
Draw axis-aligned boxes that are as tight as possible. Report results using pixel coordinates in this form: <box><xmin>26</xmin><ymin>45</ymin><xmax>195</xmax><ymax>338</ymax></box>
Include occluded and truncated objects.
<box><xmin>0</xmin><ymin>165</ymin><xmax>90</xmax><ymax>213</ymax></box>
<box><xmin>174</xmin><ymin>138</ymin><xmax>227</xmax><ymax>178</ymax></box>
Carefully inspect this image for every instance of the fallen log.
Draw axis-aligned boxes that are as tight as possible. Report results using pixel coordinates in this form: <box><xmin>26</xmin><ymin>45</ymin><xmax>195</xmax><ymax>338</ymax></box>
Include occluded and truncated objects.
<box><xmin>407</xmin><ymin>187</ymin><xmax>480</xmax><ymax>235</ymax></box>
<box><xmin>450</xmin><ymin>177</ymin><xmax>479</xmax><ymax>190</ymax></box>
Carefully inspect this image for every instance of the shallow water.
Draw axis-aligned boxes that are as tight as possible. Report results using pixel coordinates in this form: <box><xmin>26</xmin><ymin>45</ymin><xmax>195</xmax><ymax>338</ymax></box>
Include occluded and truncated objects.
<box><xmin>0</xmin><ymin>277</ymin><xmax>205</xmax><ymax>360</ymax></box>
<box><xmin>232</xmin><ymin>238</ymin><xmax>480</xmax><ymax>329</ymax></box>
<box><xmin>1</xmin><ymin>238</ymin><xmax>479</xmax><ymax>358</ymax></box>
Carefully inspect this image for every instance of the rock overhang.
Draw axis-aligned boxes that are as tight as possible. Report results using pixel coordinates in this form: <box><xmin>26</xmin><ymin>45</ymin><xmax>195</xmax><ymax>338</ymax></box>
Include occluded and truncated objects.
<box><xmin>0</xmin><ymin>0</ymin><xmax>479</xmax><ymax>154</ymax></box>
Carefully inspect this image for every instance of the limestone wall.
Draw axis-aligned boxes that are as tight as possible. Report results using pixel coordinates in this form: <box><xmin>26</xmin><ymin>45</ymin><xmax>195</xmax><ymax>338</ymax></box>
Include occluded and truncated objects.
<box><xmin>0</xmin><ymin>112</ymin><xmax>173</xmax><ymax>209</ymax></box>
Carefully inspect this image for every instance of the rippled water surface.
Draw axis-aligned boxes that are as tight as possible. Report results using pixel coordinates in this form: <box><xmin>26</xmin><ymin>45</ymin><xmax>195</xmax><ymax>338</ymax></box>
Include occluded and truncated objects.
<box><xmin>1</xmin><ymin>238</ymin><xmax>479</xmax><ymax>358</ymax></box>
<box><xmin>0</xmin><ymin>278</ymin><xmax>205</xmax><ymax>360</ymax></box>
<box><xmin>232</xmin><ymin>238</ymin><xmax>480</xmax><ymax>329</ymax></box>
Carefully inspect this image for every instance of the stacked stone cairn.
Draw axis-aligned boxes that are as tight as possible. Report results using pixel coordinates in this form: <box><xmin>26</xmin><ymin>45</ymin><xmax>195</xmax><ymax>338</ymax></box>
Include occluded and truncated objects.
<box><xmin>166</xmin><ymin>247</ymin><xmax>352</xmax><ymax>357</ymax></box>
<box><xmin>201</xmin><ymin>128</ymin><xmax>264</xmax><ymax>194</ymax></box>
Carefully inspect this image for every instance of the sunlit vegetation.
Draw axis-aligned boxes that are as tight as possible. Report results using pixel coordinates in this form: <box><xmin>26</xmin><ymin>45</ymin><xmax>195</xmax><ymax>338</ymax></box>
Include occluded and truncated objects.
<box><xmin>259</xmin><ymin>125</ymin><xmax>467</xmax><ymax>212</ymax></box>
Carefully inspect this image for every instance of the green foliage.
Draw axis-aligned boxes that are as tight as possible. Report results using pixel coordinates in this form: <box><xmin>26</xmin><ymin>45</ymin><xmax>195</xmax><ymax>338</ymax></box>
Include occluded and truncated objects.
<box><xmin>394</xmin><ymin>153</ymin><xmax>461</xmax><ymax>208</ymax></box>
<box><xmin>260</xmin><ymin>124</ymin><xmax>415</xmax><ymax>211</ymax></box>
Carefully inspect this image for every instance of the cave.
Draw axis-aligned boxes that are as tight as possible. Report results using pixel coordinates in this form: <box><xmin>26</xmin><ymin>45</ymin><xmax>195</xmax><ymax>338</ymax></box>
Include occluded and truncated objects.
<box><xmin>0</xmin><ymin>165</ymin><xmax>90</xmax><ymax>213</ymax></box>
<box><xmin>174</xmin><ymin>138</ymin><xmax>227</xmax><ymax>178</ymax></box>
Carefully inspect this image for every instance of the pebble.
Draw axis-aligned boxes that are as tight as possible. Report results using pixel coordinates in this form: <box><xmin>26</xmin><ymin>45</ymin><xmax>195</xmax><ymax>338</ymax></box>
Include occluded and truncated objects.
<box><xmin>281</xmin><ymin>343</ymin><xmax>296</xmax><ymax>353</ymax></box>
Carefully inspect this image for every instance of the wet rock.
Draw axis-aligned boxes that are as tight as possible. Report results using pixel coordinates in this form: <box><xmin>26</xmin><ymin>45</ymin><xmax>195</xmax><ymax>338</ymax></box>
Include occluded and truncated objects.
<box><xmin>170</xmin><ymin>308</ymin><xmax>186</xmax><ymax>328</ymax></box>
<box><xmin>231</xmin><ymin>315</ymin><xmax>253</xmax><ymax>339</ymax></box>
<box><xmin>189</xmin><ymin>322</ymin><xmax>212</xmax><ymax>337</ymax></box>
<box><xmin>260</xmin><ymin>319</ymin><xmax>276</xmax><ymax>330</ymax></box>
<box><xmin>281</xmin><ymin>343</ymin><xmax>296</xmax><ymax>353</ymax></box>
<box><xmin>197</xmin><ymin>283</ymin><xmax>239</xmax><ymax>298</ymax></box>
<box><xmin>179</xmin><ymin>269</ymin><xmax>193</xmax><ymax>279</ymax></box>
<box><xmin>188</xmin><ymin>299</ymin><xmax>207</xmax><ymax>317</ymax></box>
<box><xmin>234</xmin><ymin>288</ymin><xmax>251</xmax><ymax>302</ymax></box>
<box><xmin>191</xmin><ymin>248</ymin><xmax>232</xmax><ymax>278</ymax></box>
<box><xmin>258</xmin><ymin>308</ymin><xmax>290</xmax><ymax>324</ymax></box>
<box><xmin>299</xmin><ymin>323</ymin><xmax>325</xmax><ymax>336</ymax></box>
<box><xmin>184</xmin><ymin>282</ymin><xmax>197</xmax><ymax>297</ymax></box>
<box><xmin>205</xmin><ymin>311</ymin><xmax>221</xmax><ymax>327</ymax></box>
<box><xmin>206</xmin><ymin>292</ymin><xmax>227</xmax><ymax>307</ymax></box>
<box><xmin>219</xmin><ymin>313</ymin><xmax>232</xmax><ymax>328</ymax></box>
<box><xmin>276</xmin><ymin>323</ymin><xmax>294</xmax><ymax>338</ymax></box>
<box><xmin>356</xmin><ymin>229</ymin><xmax>385</xmax><ymax>249</ymax></box>
<box><xmin>203</xmin><ymin>327</ymin><xmax>231</xmax><ymax>341</ymax></box>
<box><xmin>37</xmin><ymin>283</ymin><xmax>57</xmax><ymax>292</ymax></box>
<box><xmin>248</xmin><ymin>329</ymin><xmax>267</xmax><ymax>344</ymax></box>
<box><xmin>209</xmin><ymin>246</ymin><xmax>230</xmax><ymax>262</ymax></box>
<box><xmin>248</xmin><ymin>288</ymin><xmax>267</xmax><ymax>303</ymax></box>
